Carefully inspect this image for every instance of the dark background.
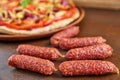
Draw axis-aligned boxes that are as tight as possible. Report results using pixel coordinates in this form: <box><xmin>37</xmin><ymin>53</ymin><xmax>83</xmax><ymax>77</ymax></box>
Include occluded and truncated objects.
<box><xmin>0</xmin><ymin>8</ymin><xmax>120</xmax><ymax>80</ymax></box>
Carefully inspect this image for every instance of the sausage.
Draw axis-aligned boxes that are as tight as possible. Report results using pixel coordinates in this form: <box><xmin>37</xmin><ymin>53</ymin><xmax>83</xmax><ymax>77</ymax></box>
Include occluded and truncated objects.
<box><xmin>8</xmin><ymin>55</ymin><xmax>57</xmax><ymax>75</ymax></box>
<box><xmin>17</xmin><ymin>44</ymin><xmax>63</xmax><ymax>60</ymax></box>
<box><xmin>59</xmin><ymin>36</ymin><xmax>106</xmax><ymax>50</ymax></box>
<box><xmin>50</xmin><ymin>26</ymin><xmax>79</xmax><ymax>47</ymax></box>
<box><xmin>66</xmin><ymin>43</ymin><xmax>113</xmax><ymax>60</ymax></box>
<box><xmin>59</xmin><ymin>60</ymin><xmax>119</xmax><ymax>76</ymax></box>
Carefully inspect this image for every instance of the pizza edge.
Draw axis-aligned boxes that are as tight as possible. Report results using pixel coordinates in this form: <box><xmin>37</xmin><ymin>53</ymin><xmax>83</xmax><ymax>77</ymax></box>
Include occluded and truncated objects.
<box><xmin>0</xmin><ymin>9</ymin><xmax>80</xmax><ymax>35</ymax></box>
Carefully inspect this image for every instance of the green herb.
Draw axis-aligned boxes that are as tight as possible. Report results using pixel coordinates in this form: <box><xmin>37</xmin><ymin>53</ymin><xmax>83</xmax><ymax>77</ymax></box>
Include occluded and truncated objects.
<box><xmin>20</xmin><ymin>0</ymin><xmax>31</xmax><ymax>8</ymax></box>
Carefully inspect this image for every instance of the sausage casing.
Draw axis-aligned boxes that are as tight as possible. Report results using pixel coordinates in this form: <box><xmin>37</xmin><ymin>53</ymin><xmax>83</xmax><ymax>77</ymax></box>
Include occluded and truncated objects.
<box><xmin>17</xmin><ymin>44</ymin><xmax>63</xmax><ymax>60</ymax></box>
<box><xmin>59</xmin><ymin>36</ymin><xmax>106</xmax><ymax>50</ymax></box>
<box><xmin>59</xmin><ymin>60</ymin><xmax>119</xmax><ymax>76</ymax></box>
<box><xmin>66</xmin><ymin>43</ymin><xmax>113</xmax><ymax>60</ymax></box>
<box><xmin>8</xmin><ymin>55</ymin><xmax>56</xmax><ymax>75</ymax></box>
<box><xmin>50</xmin><ymin>26</ymin><xmax>79</xmax><ymax>47</ymax></box>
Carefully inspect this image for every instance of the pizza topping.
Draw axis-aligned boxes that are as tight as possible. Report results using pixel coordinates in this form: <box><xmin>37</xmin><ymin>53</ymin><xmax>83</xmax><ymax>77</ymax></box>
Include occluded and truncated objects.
<box><xmin>61</xmin><ymin>0</ymin><xmax>69</xmax><ymax>6</ymax></box>
<box><xmin>20</xmin><ymin>0</ymin><xmax>31</xmax><ymax>8</ymax></box>
<box><xmin>53</xmin><ymin>7</ymin><xmax>60</xmax><ymax>12</ymax></box>
<box><xmin>0</xmin><ymin>0</ymin><xmax>77</xmax><ymax>30</ymax></box>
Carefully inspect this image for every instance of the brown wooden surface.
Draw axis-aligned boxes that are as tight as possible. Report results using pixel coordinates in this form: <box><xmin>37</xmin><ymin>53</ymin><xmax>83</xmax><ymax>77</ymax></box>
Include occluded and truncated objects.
<box><xmin>75</xmin><ymin>0</ymin><xmax>120</xmax><ymax>10</ymax></box>
<box><xmin>0</xmin><ymin>8</ymin><xmax>120</xmax><ymax>80</ymax></box>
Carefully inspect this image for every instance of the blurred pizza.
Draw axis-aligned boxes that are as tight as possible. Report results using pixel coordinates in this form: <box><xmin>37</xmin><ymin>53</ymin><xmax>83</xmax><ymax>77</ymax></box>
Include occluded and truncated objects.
<box><xmin>0</xmin><ymin>0</ymin><xmax>80</xmax><ymax>35</ymax></box>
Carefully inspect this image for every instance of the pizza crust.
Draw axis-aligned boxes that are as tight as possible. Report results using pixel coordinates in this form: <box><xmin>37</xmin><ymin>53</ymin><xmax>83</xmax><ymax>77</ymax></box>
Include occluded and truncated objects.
<box><xmin>0</xmin><ymin>9</ymin><xmax>80</xmax><ymax>35</ymax></box>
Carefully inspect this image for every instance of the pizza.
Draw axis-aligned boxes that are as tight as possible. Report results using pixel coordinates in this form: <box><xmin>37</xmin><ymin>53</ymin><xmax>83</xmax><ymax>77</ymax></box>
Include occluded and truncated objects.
<box><xmin>0</xmin><ymin>0</ymin><xmax>80</xmax><ymax>35</ymax></box>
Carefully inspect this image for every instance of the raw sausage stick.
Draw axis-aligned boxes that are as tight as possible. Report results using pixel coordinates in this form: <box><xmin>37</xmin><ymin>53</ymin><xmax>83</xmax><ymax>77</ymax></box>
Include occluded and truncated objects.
<box><xmin>8</xmin><ymin>55</ymin><xmax>57</xmax><ymax>75</ymax></box>
<box><xmin>66</xmin><ymin>43</ymin><xmax>113</xmax><ymax>60</ymax></box>
<box><xmin>50</xmin><ymin>26</ymin><xmax>79</xmax><ymax>47</ymax></box>
<box><xmin>59</xmin><ymin>60</ymin><xmax>119</xmax><ymax>76</ymax></box>
<box><xmin>59</xmin><ymin>36</ymin><xmax>106</xmax><ymax>50</ymax></box>
<box><xmin>17</xmin><ymin>44</ymin><xmax>63</xmax><ymax>60</ymax></box>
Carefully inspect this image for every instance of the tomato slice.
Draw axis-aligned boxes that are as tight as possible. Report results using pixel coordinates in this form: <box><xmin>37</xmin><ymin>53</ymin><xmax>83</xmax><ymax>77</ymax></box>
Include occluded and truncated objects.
<box><xmin>27</xmin><ymin>4</ymin><xmax>36</xmax><ymax>11</ymax></box>
<box><xmin>38</xmin><ymin>10</ymin><xmax>47</xmax><ymax>14</ymax></box>
<box><xmin>0</xmin><ymin>20</ymin><xmax>44</xmax><ymax>30</ymax></box>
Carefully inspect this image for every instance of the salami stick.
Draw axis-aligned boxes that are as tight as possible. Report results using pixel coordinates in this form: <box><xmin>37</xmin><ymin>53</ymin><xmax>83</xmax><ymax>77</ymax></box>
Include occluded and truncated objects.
<box><xmin>59</xmin><ymin>36</ymin><xmax>106</xmax><ymax>50</ymax></box>
<box><xmin>59</xmin><ymin>60</ymin><xmax>119</xmax><ymax>76</ymax></box>
<box><xmin>8</xmin><ymin>55</ymin><xmax>57</xmax><ymax>75</ymax></box>
<box><xmin>66</xmin><ymin>43</ymin><xmax>113</xmax><ymax>60</ymax></box>
<box><xmin>50</xmin><ymin>26</ymin><xmax>79</xmax><ymax>47</ymax></box>
<box><xmin>17</xmin><ymin>44</ymin><xmax>63</xmax><ymax>60</ymax></box>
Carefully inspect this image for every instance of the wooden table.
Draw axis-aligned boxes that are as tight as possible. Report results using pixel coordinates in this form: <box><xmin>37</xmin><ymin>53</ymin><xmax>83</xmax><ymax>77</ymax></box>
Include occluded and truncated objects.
<box><xmin>0</xmin><ymin>8</ymin><xmax>120</xmax><ymax>80</ymax></box>
<box><xmin>75</xmin><ymin>0</ymin><xmax>120</xmax><ymax>10</ymax></box>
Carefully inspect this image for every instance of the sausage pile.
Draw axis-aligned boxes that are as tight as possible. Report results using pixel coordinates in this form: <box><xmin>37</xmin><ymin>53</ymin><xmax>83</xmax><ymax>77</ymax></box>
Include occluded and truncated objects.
<box><xmin>8</xmin><ymin>26</ymin><xmax>119</xmax><ymax>76</ymax></box>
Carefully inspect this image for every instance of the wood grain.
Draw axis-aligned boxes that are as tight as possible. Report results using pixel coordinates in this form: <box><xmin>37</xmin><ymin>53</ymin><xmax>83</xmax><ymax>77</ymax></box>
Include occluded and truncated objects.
<box><xmin>74</xmin><ymin>0</ymin><xmax>120</xmax><ymax>10</ymax></box>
